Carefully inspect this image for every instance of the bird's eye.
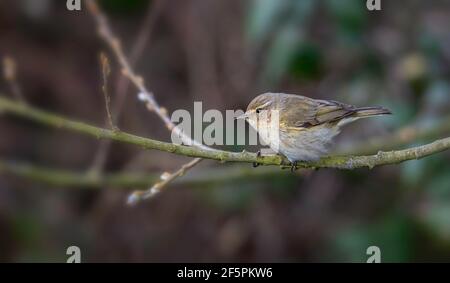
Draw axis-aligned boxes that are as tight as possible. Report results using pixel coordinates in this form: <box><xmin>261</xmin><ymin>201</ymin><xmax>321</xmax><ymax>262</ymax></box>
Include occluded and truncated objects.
<box><xmin>255</xmin><ymin>108</ymin><xmax>261</xmax><ymax>114</ymax></box>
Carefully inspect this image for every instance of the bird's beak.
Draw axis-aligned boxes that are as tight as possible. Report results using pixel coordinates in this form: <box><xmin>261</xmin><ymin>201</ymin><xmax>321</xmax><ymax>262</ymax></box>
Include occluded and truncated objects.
<box><xmin>235</xmin><ymin>113</ymin><xmax>249</xmax><ymax>120</ymax></box>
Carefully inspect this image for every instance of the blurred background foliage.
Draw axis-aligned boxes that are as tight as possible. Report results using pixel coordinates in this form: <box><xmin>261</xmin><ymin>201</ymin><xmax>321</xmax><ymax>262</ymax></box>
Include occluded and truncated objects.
<box><xmin>0</xmin><ymin>0</ymin><xmax>449</xmax><ymax>262</ymax></box>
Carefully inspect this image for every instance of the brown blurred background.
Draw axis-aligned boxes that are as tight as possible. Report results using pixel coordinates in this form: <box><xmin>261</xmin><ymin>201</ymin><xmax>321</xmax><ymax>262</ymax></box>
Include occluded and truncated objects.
<box><xmin>0</xmin><ymin>0</ymin><xmax>450</xmax><ymax>262</ymax></box>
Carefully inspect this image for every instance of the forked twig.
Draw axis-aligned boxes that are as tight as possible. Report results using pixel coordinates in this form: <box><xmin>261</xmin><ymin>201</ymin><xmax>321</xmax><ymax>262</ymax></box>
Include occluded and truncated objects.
<box><xmin>127</xmin><ymin>158</ymin><xmax>203</xmax><ymax>205</ymax></box>
<box><xmin>89</xmin><ymin>0</ymin><xmax>164</xmax><ymax>173</ymax></box>
<box><xmin>86</xmin><ymin>0</ymin><xmax>214</xmax><ymax>203</ymax></box>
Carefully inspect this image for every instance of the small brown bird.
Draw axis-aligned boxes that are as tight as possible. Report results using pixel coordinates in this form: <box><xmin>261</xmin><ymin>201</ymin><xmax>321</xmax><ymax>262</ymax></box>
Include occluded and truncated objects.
<box><xmin>238</xmin><ymin>93</ymin><xmax>391</xmax><ymax>164</ymax></box>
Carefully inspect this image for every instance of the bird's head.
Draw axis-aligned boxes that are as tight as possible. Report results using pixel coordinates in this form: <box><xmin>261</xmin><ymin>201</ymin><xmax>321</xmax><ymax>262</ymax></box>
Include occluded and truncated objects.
<box><xmin>236</xmin><ymin>93</ymin><xmax>278</xmax><ymax>124</ymax></box>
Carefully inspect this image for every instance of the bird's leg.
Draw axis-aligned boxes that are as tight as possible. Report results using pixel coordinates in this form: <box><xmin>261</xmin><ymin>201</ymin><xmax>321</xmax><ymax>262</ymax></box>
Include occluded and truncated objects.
<box><xmin>290</xmin><ymin>161</ymin><xmax>298</xmax><ymax>173</ymax></box>
<box><xmin>253</xmin><ymin>150</ymin><xmax>262</xmax><ymax>168</ymax></box>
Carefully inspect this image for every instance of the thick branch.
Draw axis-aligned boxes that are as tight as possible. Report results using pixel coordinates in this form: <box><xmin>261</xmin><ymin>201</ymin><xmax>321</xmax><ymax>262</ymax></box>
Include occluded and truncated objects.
<box><xmin>1</xmin><ymin>96</ymin><xmax>449</xmax><ymax>170</ymax></box>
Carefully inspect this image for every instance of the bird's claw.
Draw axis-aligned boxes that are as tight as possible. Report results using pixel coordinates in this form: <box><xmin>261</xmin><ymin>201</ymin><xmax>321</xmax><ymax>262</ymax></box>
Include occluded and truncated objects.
<box><xmin>252</xmin><ymin>150</ymin><xmax>262</xmax><ymax>168</ymax></box>
<box><xmin>290</xmin><ymin>161</ymin><xmax>298</xmax><ymax>173</ymax></box>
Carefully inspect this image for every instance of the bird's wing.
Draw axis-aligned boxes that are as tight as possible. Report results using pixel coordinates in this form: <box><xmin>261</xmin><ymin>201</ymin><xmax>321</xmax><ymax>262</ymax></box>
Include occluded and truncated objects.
<box><xmin>280</xmin><ymin>96</ymin><xmax>356</xmax><ymax>129</ymax></box>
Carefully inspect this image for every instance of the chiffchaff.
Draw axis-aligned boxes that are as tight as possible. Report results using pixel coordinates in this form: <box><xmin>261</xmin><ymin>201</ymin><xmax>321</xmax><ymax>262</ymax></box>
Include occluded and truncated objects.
<box><xmin>238</xmin><ymin>93</ymin><xmax>391</xmax><ymax>164</ymax></box>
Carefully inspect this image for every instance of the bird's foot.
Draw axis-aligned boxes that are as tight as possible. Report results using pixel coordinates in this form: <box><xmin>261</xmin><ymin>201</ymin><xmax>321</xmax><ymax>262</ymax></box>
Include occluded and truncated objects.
<box><xmin>290</xmin><ymin>161</ymin><xmax>298</xmax><ymax>173</ymax></box>
<box><xmin>252</xmin><ymin>150</ymin><xmax>262</xmax><ymax>168</ymax></box>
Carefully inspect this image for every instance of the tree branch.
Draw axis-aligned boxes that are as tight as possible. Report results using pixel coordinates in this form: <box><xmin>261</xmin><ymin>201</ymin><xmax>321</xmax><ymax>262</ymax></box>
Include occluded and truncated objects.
<box><xmin>86</xmin><ymin>0</ymin><xmax>208</xmax><ymax>151</ymax></box>
<box><xmin>88</xmin><ymin>0</ymin><xmax>164</xmax><ymax>172</ymax></box>
<box><xmin>127</xmin><ymin>158</ymin><xmax>203</xmax><ymax>204</ymax></box>
<box><xmin>86</xmin><ymin>0</ymin><xmax>208</xmax><ymax>201</ymax></box>
<box><xmin>339</xmin><ymin>116</ymin><xmax>450</xmax><ymax>155</ymax></box>
<box><xmin>0</xmin><ymin>159</ymin><xmax>285</xmax><ymax>189</ymax></box>
<box><xmin>1</xmin><ymin>96</ymin><xmax>449</xmax><ymax>170</ymax></box>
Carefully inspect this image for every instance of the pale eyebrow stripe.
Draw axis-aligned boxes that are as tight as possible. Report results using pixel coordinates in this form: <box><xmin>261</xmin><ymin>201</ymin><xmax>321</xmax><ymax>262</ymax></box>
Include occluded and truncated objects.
<box><xmin>259</xmin><ymin>101</ymin><xmax>272</xmax><ymax>108</ymax></box>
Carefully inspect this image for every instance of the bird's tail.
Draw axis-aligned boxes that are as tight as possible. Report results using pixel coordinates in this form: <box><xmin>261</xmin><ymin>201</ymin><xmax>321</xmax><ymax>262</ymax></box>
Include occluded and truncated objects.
<box><xmin>354</xmin><ymin>106</ymin><xmax>392</xmax><ymax>118</ymax></box>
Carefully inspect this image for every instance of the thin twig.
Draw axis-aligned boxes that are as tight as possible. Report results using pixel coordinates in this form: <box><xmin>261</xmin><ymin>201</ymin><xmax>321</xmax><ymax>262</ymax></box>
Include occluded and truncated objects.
<box><xmin>2</xmin><ymin>56</ymin><xmax>26</xmax><ymax>103</ymax></box>
<box><xmin>339</xmin><ymin>116</ymin><xmax>450</xmax><ymax>155</ymax></box>
<box><xmin>1</xmin><ymin>95</ymin><xmax>449</xmax><ymax>170</ymax></box>
<box><xmin>86</xmin><ymin>0</ymin><xmax>212</xmax><ymax>202</ymax></box>
<box><xmin>89</xmin><ymin>0</ymin><xmax>164</xmax><ymax>172</ymax></box>
<box><xmin>86</xmin><ymin>0</ymin><xmax>207</xmax><ymax>149</ymax></box>
<box><xmin>127</xmin><ymin>158</ymin><xmax>203</xmax><ymax>204</ymax></box>
<box><xmin>99</xmin><ymin>52</ymin><xmax>117</xmax><ymax>131</ymax></box>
